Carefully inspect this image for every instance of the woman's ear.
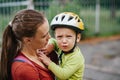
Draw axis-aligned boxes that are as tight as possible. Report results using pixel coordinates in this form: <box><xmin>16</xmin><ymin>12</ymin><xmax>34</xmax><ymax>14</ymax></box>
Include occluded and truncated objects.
<box><xmin>23</xmin><ymin>37</ymin><xmax>32</xmax><ymax>44</ymax></box>
<box><xmin>76</xmin><ymin>33</ymin><xmax>81</xmax><ymax>42</ymax></box>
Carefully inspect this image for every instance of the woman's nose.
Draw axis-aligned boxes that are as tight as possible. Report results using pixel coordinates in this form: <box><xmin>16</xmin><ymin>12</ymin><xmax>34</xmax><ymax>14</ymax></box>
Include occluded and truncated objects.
<box><xmin>48</xmin><ymin>33</ymin><xmax>51</xmax><ymax>39</ymax></box>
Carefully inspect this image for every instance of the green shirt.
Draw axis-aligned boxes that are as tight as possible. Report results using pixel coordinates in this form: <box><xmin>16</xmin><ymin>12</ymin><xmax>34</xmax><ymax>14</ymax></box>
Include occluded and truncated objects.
<box><xmin>48</xmin><ymin>38</ymin><xmax>85</xmax><ymax>80</ymax></box>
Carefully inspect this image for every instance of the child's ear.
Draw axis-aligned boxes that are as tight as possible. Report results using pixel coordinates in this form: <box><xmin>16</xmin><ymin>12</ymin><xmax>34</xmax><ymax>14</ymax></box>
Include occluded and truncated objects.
<box><xmin>76</xmin><ymin>33</ymin><xmax>81</xmax><ymax>42</ymax></box>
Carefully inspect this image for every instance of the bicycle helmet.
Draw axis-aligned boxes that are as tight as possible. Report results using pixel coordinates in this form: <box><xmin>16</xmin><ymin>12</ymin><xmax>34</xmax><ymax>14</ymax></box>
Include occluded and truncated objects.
<box><xmin>50</xmin><ymin>12</ymin><xmax>84</xmax><ymax>33</ymax></box>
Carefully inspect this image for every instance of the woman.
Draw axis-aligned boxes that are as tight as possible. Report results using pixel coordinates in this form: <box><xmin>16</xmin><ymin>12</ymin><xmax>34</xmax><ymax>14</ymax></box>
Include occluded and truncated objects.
<box><xmin>0</xmin><ymin>9</ymin><xmax>54</xmax><ymax>80</ymax></box>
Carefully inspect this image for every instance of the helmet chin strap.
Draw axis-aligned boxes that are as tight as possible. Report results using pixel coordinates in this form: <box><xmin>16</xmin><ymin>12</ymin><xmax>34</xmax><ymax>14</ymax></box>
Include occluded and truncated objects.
<box><xmin>62</xmin><ymin>34</ymin><xmax>77</xmax><ymax>54</ymax></box>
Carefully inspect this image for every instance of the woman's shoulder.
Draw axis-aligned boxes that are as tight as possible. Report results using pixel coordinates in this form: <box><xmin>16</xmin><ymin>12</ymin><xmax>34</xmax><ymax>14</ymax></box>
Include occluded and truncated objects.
<box><xmin>12</xmin><ymin>61</ymin><xmax>36</xmax><ymax>73</ymax></box>
<box><xmin>12</xmin><ymin>61</ymin><xmax>39</xmax><ymax>79</ymax></box>
<box><xmin>12</xmin><ymin>53</ymin><xmax>38</xmax><ymax>75</ymax></box>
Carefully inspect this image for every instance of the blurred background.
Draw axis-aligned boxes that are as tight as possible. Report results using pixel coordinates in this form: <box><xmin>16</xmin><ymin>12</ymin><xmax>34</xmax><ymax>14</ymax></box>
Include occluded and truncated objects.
<box><xmin>0</xmin><ymin>0</ymin><xmax>120</xmax><ymax>80</ymax></box>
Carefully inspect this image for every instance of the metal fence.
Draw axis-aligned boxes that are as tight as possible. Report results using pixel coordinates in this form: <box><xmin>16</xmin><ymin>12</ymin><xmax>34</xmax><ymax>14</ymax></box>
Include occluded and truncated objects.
<box><xmin>0</xmin><ymin>0</ymin><xmax>120</xmax><ymax>41</ymax></box>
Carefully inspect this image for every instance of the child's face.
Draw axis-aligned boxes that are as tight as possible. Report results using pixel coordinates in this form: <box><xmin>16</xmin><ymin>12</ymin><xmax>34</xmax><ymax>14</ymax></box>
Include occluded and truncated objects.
<box><xmin>55</xmin><ymin>27</ymin><xmax>80</xmax><ymax>52</ymax></box>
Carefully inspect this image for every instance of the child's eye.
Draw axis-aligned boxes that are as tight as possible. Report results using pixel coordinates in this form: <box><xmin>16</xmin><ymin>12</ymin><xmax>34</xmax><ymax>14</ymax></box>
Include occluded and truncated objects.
<box><xmin>67</xmin><ymin>35</ymin><xmax>72</xmax><ymax>38</ymax></box>
<box><xmin>56</xmin><ymin>36</ymin><xmax>62</xmax><ymax>39</ymax></box>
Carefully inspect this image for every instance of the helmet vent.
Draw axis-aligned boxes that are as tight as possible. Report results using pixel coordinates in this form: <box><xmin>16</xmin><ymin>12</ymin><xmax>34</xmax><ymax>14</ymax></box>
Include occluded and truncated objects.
<box><xmin>68</xmin><ymin>16</ymin><xmax>73</xmax><ymax>21</ymax></box>
<box><xmin>75</xmin><ymin>16</ymin><xmax>78</xmax><ymax>20</ymax></box>
<box><xmin>78</xmin><ymin>19</ymin><xmax>80</xmax><ymax>22</ymax></box>
<box><xmin>56</xmin><ymin>17</ymin><xmax>58</xmax><ymax>21</ymax></box>
<box><xmin>61</xmin><ymin>15</ymin><xmax>65</xmax><ymax>21</ymax></box>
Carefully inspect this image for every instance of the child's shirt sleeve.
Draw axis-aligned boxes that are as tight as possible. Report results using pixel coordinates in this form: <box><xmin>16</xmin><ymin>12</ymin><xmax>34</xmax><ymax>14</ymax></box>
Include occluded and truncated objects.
<box><xmin>48</xmin><ymin>47</ymin><xmax>85</xmax><ymax>80</ymax></box>
<box><xmin>48</xmin><ymin>38</ymin><xmax>59</xmax><ymax>52</ymax></box>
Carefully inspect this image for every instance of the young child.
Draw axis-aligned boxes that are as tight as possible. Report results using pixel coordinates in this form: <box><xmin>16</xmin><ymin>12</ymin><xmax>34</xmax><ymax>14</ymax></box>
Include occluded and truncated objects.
<box><xmin>38</xmin><ymin>12</ymin><xmax>85</xmax><ymax>80</ymax></box>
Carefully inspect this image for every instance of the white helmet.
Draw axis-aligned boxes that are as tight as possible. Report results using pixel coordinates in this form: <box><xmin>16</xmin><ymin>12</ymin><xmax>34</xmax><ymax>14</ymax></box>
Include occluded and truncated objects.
<box><xmin>50</xmin><ymin>12</ymin><xmax>84</xmax><ymax>33</ymax></box>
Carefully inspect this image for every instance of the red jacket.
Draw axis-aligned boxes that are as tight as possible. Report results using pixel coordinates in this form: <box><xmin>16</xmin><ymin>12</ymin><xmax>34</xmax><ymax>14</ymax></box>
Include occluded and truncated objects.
<box><xmin>12</xmin><ymin>53</ymin><xmax>54</xmax><ymax>80</ymax></box>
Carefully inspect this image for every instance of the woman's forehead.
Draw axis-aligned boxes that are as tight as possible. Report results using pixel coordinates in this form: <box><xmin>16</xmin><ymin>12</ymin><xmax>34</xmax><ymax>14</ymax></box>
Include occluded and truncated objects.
<box><xmin>36</xmin><ymin>21</ymin><xmax>49</xmax><ymax>36</ymax></box>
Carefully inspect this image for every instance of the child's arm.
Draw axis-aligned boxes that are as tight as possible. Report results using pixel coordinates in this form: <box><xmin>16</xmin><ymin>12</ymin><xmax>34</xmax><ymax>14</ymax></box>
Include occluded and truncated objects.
<box><xmin>38</xmin><ymin>38</ymin><xmax>57</xmax><ymax>55</ymax></box>
<box><xmin>41</xmin><ymin>43</ymin><xmax>55</xmax><ymax>55</ymax></box>
<box><xmin>38</xmin><ymin>51</ymin><xmax>84</xmax><ymax>80</ymax></box>
<box><xmin>45</xmin><ymin>38</ymin><xmax>58</xmax><ymax>55</ymax></box>
<box><xmin>37</xmin><ymin>38</ymin><xmax>59</xmax><ymax>64</ymax></box>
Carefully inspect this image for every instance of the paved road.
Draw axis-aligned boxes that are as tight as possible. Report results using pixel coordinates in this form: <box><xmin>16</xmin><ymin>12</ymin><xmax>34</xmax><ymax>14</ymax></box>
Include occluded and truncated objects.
<box><xmin>79</xmin><ymin>38</ymin><xmax>120</xmax><ymax>80</ymax></box>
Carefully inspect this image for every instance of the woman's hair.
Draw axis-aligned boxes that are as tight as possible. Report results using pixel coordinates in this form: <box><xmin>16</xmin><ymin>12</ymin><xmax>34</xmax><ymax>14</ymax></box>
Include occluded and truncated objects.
<box><xmin>0</xmin><ymin>9</ymin><xmax>46</xmax><ymax>80</ymax></box>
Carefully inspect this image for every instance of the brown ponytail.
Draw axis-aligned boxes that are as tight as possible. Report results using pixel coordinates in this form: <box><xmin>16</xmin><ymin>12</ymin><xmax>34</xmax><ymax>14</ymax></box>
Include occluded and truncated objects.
<box><xmin>0</xmin><ymin>9</ymin><xmax>46</xmax><ymax>80</ymax></box>
<box><xmin>0</xmin><ymin>25</ymin><xmax>19</xmax><ymax>80</ymax></box>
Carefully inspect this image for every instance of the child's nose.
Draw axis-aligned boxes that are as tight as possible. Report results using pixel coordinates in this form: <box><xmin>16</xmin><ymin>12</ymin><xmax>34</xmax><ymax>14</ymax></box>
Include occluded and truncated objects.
<box><xmin>62</xmin><ymin>38</ymin><xmax>67</xmax><ymax>43</ymax></box>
